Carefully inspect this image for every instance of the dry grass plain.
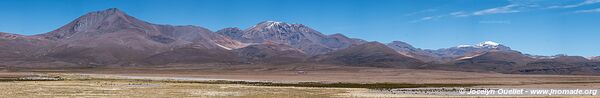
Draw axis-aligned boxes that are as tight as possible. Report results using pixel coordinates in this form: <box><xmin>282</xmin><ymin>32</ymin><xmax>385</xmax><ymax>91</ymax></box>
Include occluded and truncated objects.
<box><xmin>0</xmin><ymin>79</ymin><xmax>352</xmax><ymax>97</ymax></box>
<box><xmin>2</xmin><ymin>65</ymin><xmax>600</xmax><ymax>97</ymax></box>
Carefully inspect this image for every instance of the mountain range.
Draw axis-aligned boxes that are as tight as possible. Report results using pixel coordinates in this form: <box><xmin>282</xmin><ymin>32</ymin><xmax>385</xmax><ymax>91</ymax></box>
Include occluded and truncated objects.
<box><xmin>1</xmin><ymin>8</ymin><xmax>599</xmax><ymax>75</ymax></box>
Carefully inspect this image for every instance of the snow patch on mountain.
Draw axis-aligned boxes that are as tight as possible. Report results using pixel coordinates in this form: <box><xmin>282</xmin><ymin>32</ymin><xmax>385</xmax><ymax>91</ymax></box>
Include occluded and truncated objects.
<box><xmin>476</xmin><ymin>41</ymin><xmax>500</xmax><ymax>47</ymax></box>
<box><xmin>452</xmin><ymin>41</ymin><xmax>504</xmax><ymax>49</ymax></box>
<box><xmin>263</xmin><ymin>21</ymin><xmax>287</xmax><ymax>29</ymax></box>
<box><xmin>457</xmin><ymin>45</ymin><xmax>473</xmax><ymax>48</ymax></box>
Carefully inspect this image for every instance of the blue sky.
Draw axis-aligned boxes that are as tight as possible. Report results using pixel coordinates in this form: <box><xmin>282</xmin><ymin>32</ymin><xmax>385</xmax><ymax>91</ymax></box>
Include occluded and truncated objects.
<box><xmin>0</xmin><ymin>0</ymin><xmax>599</xmax><ymax>56</ymax></box>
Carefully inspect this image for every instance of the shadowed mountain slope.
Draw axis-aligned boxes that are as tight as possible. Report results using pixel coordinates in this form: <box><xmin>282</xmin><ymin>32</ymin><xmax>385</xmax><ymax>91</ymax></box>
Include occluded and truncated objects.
<box><xmin>312</xmin><ymin>42</ymin><xmax>425</xmax><ymax>68</ymax></box>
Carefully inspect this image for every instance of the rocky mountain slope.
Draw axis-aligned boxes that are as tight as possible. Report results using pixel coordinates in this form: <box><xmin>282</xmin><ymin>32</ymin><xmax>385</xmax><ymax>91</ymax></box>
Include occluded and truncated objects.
<box><xmin>0</xmin><ymin>32</ymin><xmax>54</xmax><ymax>58</ymax></box>
<box><xmin>234</xmin><ymin>43</ymin><xmax>308</xmax><ymax>65</ymax></box>
<box><xmin>387</xmin><ymin>41</ymin><xmax>514</xmax><ymax>63</ymax></box>
<box><xmin>217</xmin><ymin>21</ymin><xmax>365</xmax><ymax>55</ymax></box>
<box><xmin>312</xmin><ymin>42</ymin><xmax>425</xmax><ymax>68</ymax></box>
<box><xmin>445</xmin><ymin>50</ymin><xmax>535</xmax><ymax>72</ymax></box>
<box><xmin>386</xmin><ymin>41</ymin><xmax>438</xmax><ymax>62</ymax></box>
<box><xmin>35</xmin><ymin>8</ymin><xmax>244</xmax><ymax>65</ymax></box>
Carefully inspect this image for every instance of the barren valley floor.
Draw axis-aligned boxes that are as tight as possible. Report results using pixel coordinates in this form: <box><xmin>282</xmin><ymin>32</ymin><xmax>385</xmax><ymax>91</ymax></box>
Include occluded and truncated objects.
<box><xmin>2</xmin><ymin>66</ymin><xmax>600</xmax><ymax>97</ymax></box>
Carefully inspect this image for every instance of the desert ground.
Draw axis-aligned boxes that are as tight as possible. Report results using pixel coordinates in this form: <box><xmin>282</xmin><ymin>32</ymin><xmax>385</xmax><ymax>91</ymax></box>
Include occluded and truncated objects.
<box><xmin>2</xmin><ymin>65</ymin><xmax>600</xmax><ymax>97</ymax></box>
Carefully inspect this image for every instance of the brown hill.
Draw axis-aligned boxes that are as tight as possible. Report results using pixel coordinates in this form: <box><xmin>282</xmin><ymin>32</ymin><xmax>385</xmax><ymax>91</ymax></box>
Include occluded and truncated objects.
<box><xmin>0</xmin><ymin>32</ymin><xmax>54</xmax><ymax>58</ymax></box>
<box><xmin>217</xmin><ymin>21</ymin><xmax>364</xmax><ymax>55</ymax></box>
<box><xmin>430</xmin><ymin>51</ymin><xmax>600</xmax><ymax>75</ymax></box>
<box><xmin>514</xmin><ymin>56</ymin><xmax>599</xmax><ymax>75</ymax></box>
<box><xmin>311</xmin><ymin>42</ymin><xmax>425</xmax><ymax>68</ymax></box>
<box><xmin>234</xmin><ymin>43</ymin><xmax>308</xmax><ymax>65</ymax></box>
<box><xmin>140</xmin><ymin>47</ymin><xmax>238</xmax><ymax>65</ymax></box>
<box><xmin>35</xmin><ymin>8</ymin><xmax>243</xmax><ymax>65</ymax></box>
<box><xmin>431</xmin><ymin>51</ymin><xmax>535</xmax><ymax>73</ymax></box>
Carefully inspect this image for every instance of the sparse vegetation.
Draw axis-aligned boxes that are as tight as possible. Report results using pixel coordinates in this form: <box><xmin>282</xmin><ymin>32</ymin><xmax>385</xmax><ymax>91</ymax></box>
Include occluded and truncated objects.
<box><xmin>0</xmin><ymin>76</ymin><xmax>63</xmax><ymax>82</ymax></box>
<box><xmin>0</xmin><ymin>75</ymin><xmax>351</xmax><ymax>97</ymax></box>
<box><xmin>175</xmin><ymin>80</ymin><xmax>482</xmax><ymax>89</ymax></box>
<box><xmin>53</xmin><ymin>77</ymin><xmax>483</xmax><ymax>89</ymax></box>
<box><xmin>2</xmin><ymin>69</ymin><xmax>600</xmax><ymax>97</ymax></box>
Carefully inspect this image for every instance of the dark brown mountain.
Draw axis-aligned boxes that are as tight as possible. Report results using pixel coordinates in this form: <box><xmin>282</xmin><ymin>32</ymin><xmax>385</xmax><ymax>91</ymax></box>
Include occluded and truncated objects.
<box><xmin>387</xmin><ymin>41</ymin><xmax>514</xmax><ymax>63</ymax></box>
<box><xmin>542</xmin><ymin>56</ymin><xmax>591</xmax><ymax>63</ymax></box>
<box><xmin>431</xmin><ymin>50</ymin><xmax>535</xmax><ymax>73</ymax></box>
<box><xmin>513</xmin><ymin>56</ymin><xmax>599</xmax><ymax>75</ymax></box>
<box><xmin>428</xmin><ymin>51</ymin><xmax>600</xmax><ymax>75</ymax></box>
<box><xmin>1</xmin><ymin>32</ymin><xmax>30</xmax><ymax>58</ymax></box>
<box><xmin>0</xmin><ymin>32</ymin><xmax>54</xmax><ymax>58</ymax></box>
<box><xmin>34</xmin><ymin>8</ymin><xmax>243</xmax><ymax>65</ymax></box>
<box><xmin>216</xmin><ymin>27</ymin><xmax>244</xmax><ymax>41</ymax></box>
<box><xmin>217</xmin><ymin>21</ymin><xmax>364</xmax><ymax>55</ymax></box>
<box><xmin>592</xmin><ymin>56</ymin><xmax>600</xmax><ymax>61</ymax></box>
<box><xmin>141</xmin><ymin>43</ymin><xmax>307</xmax><ymax>66</ymax></box>
<box><xmin>140</xmin><ymin>47</ymin><xmax>238</xmax><ymax>65</ymax></box>
<box><xmin>0</xmin><ymin>32</ymin><xmax>70</xmax><ymax>68</ymax></box>
<box><xmin>386</xmin><ymin>41</ymin><xmax>439</xmax><ymax>62</ymax></box>
<box><xmin>234</xmin><ymin>43</ymin><xmax>307</xmax><ymax>65</ymax></box>
<box><xmin>311</xmin><ymin>42</ymin><xmax>425</xmax><ymax>68</ymax></box>
<box><xmin>428</xmin><ymin>41</ymin><xmax>512</xmax><ymax>59</ymax></box>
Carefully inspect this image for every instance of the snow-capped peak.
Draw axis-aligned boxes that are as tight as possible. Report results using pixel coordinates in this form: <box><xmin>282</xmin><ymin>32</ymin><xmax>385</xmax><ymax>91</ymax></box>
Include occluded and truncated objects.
<box><xmin>265</xmin><ymin>21</ymin><xmax>282</xmax><ymax>24</ymax></box>
<box><xmin>261</xmin><ymin>21</ymin><xmax>288</xmax><ymax>28</ymax></box>
<box><xmin>453</xmin><ymin>41</ymin><xmax>505</xmax><ymax>49</ymax></box>
<box><xmin>476</xmin><ymin>41</ymin><xmax>500</xmax><ymax>47</ymax></box>
<box><xmin>457</xmin><ymin>45</ymin><xmax>473</xmax><ymax>48</ymax></box>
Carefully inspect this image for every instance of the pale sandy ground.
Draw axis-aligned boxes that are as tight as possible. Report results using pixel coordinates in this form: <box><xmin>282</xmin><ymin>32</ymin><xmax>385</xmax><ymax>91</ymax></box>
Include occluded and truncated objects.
<box><xmin>3</xmin><ymin>67</ymin><xmax>600</xmax><ymax>97</ymax></box>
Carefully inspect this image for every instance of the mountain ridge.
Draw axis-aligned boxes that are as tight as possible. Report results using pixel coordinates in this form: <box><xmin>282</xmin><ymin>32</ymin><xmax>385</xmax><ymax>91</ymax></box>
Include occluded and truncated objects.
<box><xmin>28</xmin><ymin>8</ymin><xmax>244</xmax><ymax>65</ymax></box>
<box><xmin>1</xmin><ymin>8</ymin><xmax>599</xmax><ymax>75</ymax></box>
<box><xmin>218</xmin><ymin>21</ymin><xmax>365</xmax><ymax>55</ymax></box>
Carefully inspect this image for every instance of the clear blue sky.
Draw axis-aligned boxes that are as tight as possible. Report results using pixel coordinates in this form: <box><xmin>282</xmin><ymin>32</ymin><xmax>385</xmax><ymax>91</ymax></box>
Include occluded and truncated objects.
<box><xmin>1</xmin><ymin>0</ymin><xmax>599</xmax><ymax>56</ymax></box>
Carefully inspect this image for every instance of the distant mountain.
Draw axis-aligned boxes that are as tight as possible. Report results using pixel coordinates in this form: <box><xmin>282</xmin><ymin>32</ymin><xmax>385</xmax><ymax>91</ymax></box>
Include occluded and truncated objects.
<box><xmin>215</xmin><ymin>27</ymin><xmax>245</xmax><ymax>41</ymax></box>
<box><xmin>426</xmin><ymin>51</ymin><xmax>600</xmax><ymax>75</ymax></box>
<box><xmin>217</xmin><ymin>21</ymin><xmax>364</xmax><ymax>55</ymax></box>
<box><xmin>35</xmin><ymin>8</ymin><xmax>244</xmax><ymax>65</ymax></box>
<box><xmin>234</xmin><ymin>43</ymin><xmax>307</xmax><ymax>65</ymax></box>
<box><xmin>312</xmin><ymin>42</ymin><xmax>425</xmax><ymax>68</ymax></box>
<box><xmin>526</xmin><ymin>54</ymin><xmax>558</xmax><ymax>59</ymax></box>
<box><xmin>387</xmin><ymin>41</ymin><xmax>513</xmax><ymax>63</ymax></box>
<box><xmin>141</xmin><ymin>47</ymin><xmax>238</xmax><ymax>65</ymax></box>
<box><xmin>448</xmin><ymin>50</ymin><xmax>535</xmax><ymax>72</ymax></box>
<box><xmin>538</xmin><ymin>55</ymin><xmax>591</xmax><ymax>63</ymax></box>
<box><xmin>591</xmin><ymin>56</ymin><xmax>600</xmax><ymax>61</ymax></box>
<box><xmin>386</xmin><ymin>41</ymin><xmax>438</xmax><ymax>62</ymax></box>
<box><xmin>515</xmin><ymin>55</ymin><xmax>599</xmax><ymax>75</ymax></box>
<box><xmin>0</xmin><ymin>32</ymin><xmax>54</xmax><ymax>58</ymax></box>
<box><xmin>0</xmin><ymin>32</ymin><xmax>20</xmax><ymax>39</ymax></box>
<box><xmin>428</xmin><ymin>41</ymin><xmax>511</xmax><ymax>59</ymax></box>
<box><xmin>0</xmin><ymin>32</ymin><xmax>64</xmax><ymax>68</ymax></box>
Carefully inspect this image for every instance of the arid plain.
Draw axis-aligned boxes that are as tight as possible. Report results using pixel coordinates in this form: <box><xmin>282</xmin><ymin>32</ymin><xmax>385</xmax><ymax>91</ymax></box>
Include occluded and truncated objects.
<box><xmin>2</xmin><ymin>65</ymin><xmax>600</xmax><ymax>97</ymax></box>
